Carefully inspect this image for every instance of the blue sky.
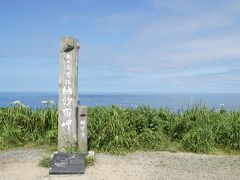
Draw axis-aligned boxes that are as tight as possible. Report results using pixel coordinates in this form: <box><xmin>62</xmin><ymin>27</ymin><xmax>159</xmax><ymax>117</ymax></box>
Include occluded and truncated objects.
<box><xmin>1</xmin><ymin>0</ymin><xmax>240</xmax><ymax>93</ymax></box>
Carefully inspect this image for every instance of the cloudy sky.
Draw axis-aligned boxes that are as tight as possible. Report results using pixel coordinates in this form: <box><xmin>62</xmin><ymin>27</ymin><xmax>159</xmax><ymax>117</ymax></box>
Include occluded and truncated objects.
<box><xmin>1</xmin><ymin>0</ymin><xmax>240</xmax><ymax>93</ymax></box>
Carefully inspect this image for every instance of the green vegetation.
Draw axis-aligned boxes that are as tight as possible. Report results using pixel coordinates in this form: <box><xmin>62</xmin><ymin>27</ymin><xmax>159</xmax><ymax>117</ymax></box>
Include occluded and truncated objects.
<box><xmin>85</xmin><ymin>155</ymin><xmax>95</xmax><ymax>166</ymax></box>
<box><xmin>0</xmin><ymin>105</ymin><xmax>57</xmax><ymax>150</ymax></box>
<box><xmin>39</xmin><ymin>155</ymin><xmax>52</xmax><ymax>168</ymax></box>
<box><xmin>0</xmin><ymin>104</ymin><xmax>240</xmax><ymax>154</ymax></box>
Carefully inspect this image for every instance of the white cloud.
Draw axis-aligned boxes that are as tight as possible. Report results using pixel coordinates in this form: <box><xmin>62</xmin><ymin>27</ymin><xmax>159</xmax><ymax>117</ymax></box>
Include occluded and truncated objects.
<box><xmin>58</xmin><ymin>0</ymin><xmax>240</xmax><ymax>92</ymax></box>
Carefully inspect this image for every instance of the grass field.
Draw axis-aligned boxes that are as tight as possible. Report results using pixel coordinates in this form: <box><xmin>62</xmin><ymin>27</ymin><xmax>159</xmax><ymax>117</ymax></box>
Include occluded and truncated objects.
<box><xmin>0</xmin><ymin>104</ymin><xmax>239</xmax><ymax>154</ymax></box>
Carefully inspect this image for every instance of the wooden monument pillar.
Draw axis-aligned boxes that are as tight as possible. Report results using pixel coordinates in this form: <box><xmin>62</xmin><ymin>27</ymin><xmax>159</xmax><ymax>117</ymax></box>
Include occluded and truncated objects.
<box><xmin>58</xmin><ymin>37</ymin><xmax>80</xmax><ymax>152</ymax></box>
<box><xmin>50</xmin><ymin>37</ymin><xmax>88</xmax><ymax>175</ymax></box>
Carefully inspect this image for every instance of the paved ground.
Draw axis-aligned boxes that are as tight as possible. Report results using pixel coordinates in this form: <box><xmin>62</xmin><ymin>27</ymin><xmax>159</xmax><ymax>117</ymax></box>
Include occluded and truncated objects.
<box><xmin>0</xmin><ymin>149</ymin><xmax>240</xmax><ymax>180</ymax></box>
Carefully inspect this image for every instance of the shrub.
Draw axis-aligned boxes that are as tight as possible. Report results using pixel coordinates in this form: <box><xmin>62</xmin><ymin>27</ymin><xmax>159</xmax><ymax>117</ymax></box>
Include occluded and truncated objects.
<box><xmin>0</xmin><ymin>105</ymin><xmax>239</xmax><ymax>154</ymax></box>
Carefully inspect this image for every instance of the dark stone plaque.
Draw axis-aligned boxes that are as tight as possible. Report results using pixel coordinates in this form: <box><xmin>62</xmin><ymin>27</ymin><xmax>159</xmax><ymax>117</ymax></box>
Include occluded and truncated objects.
<box><xmin>49</xmin><ymin>153</ymin><xmax>86</xmax><ymax>174</ymax></box>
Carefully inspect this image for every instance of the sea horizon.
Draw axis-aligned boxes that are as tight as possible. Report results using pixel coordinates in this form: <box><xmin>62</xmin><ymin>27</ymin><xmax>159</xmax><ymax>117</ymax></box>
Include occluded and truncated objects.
<box><xmin>1</xmin><ymin>91</ymin><xmax>240</xmax><ymax>111</ymax></box>
<box><xmin>1</xmin><ymin>91</ymin><xmax>240</xmax><ymax>94</ymax></box>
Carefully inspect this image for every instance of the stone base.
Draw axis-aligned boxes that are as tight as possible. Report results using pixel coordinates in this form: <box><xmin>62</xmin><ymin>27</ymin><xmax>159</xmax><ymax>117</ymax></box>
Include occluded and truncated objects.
<box><xmin>49</xmin><ymin>153</ymin><xmax>86</xmax><ymax>175</ymax></box>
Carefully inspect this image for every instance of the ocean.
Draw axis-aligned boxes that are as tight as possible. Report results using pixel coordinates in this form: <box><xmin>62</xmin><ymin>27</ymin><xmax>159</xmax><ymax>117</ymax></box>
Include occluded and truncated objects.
<box><xmin>1</xmin><ymin>92</ymin><xmax>240</xmax><ymax>111</ymax></box>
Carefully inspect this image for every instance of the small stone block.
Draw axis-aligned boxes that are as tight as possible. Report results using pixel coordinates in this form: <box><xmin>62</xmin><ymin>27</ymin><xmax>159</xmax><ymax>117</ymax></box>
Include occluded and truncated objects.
<box><xmin>49</xmin><ymin>153</ymin><xmax>85</xmax><ymax>174</ymax></box>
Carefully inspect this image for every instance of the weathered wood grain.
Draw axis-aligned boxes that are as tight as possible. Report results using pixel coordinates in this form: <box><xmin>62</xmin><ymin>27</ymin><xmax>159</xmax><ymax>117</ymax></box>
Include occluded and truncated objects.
<box><xmin>77</xmin><ymin>106</ymin><xmax>88</xmax><ymax>153</ymax></box>
<box><xmin>58</xmin><ymin>37</ymin><xmax>80</xmax><ymax>152</ymax></box>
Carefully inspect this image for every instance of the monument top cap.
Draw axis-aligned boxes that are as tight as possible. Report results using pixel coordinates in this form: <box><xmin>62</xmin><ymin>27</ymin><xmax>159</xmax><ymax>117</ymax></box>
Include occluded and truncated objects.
<box><xmin>61</xmin><ymin>37</ymin><xmax>80</xmax><ymax>52</ymax></box>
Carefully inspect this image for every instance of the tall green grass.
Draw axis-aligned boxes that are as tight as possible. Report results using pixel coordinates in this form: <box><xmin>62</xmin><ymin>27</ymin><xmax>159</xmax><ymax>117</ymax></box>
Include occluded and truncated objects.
<box><xmin>0</xmin><ymin>105</ymin><xmax>57</xmax><ymax>149</ymax></box>
<box><xmin>0</xmin><ymin>105</ymin><xmax>239</xmax><ymax>154</ymax></box>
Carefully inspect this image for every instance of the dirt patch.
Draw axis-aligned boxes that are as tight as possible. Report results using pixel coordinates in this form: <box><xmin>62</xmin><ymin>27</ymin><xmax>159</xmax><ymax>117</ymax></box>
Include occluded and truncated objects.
<box><xmin>0</xmin><ymin>149</ymin><xmax>239</xmax><ymax>180</ymax></box>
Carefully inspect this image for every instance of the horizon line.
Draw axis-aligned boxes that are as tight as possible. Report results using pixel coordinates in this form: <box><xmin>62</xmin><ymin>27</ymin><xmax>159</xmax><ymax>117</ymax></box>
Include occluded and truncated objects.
<box><xmin>1</xmin><ymin>91</ymin><xmax>240</xmax><ymax>94</ymax></box>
